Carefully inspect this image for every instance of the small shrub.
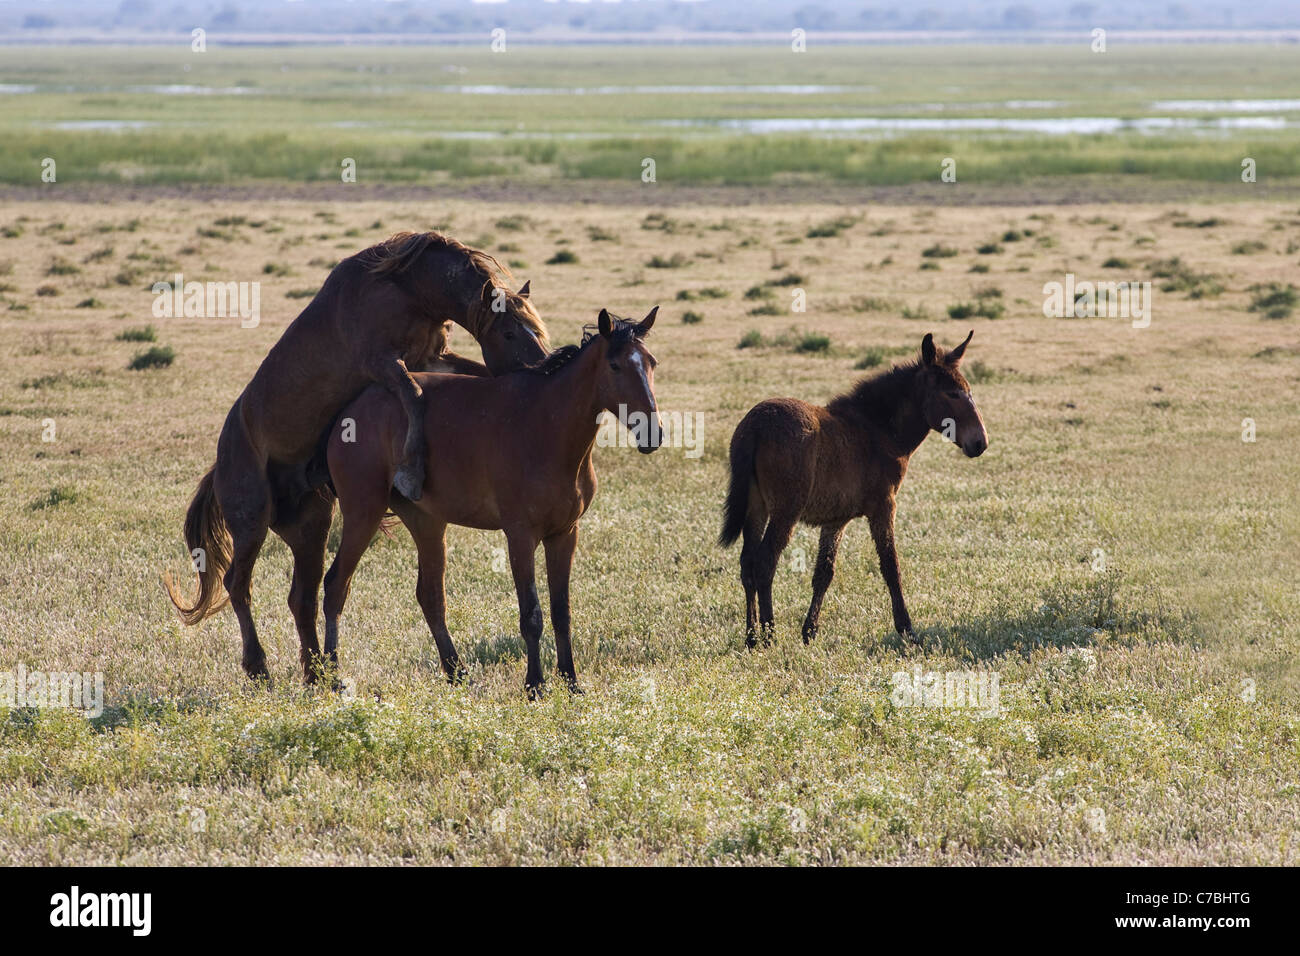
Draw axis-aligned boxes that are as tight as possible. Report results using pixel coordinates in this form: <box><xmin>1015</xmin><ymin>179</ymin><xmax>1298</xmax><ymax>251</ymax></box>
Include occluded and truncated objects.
<box><xmin>737</xmin><ymin>329</ymin><xmax>763</xmax><ymax>349</ymax></box>
<box><xmin>922</xmin><ymin>243</ymin><xmax>959</xmax><ymax>258</ymax></box>
<box><xmin>793</xmin><ymin>332</ymin><xmax>831</xmax><ymax>354</ymax></box>
<box><xmin>128</xmin><ymin>345</ymin><xmax>175</xmax><ymax>370</ymax></box>
<box><xmin>645</xmin><ymin>253</ymin><xmax>686</xmax><ymax>269</ymax></box>
<box><xmin>29</xmin><ymin>486</ymin><xmax>80</xmax><ymax>511</ymax></box>
<box><xmin>116</xmin><ymin>325</ymin><xmax>156</xmax><ymax>342</ymax></box>
<box><xmin>681</xmin><ymin>310</ymin><xmax>704</xmax><ymax>325</ymax></box>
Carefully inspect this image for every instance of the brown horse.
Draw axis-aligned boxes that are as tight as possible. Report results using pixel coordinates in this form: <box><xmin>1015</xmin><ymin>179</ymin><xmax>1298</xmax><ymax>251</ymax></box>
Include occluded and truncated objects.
<box><xmin>165</xmin><ymin>232</ymin><xmax>549</xmax><ymax>683</ymax></box>
<box><xmin>720</xmin><ymin>331</ymin><xmax>987</xmax><ymax>646</ymax></box>
<box><xmin>323</xmin><ymin>308</ymin><xmax>661</xmax><ymax>696</ymax></box>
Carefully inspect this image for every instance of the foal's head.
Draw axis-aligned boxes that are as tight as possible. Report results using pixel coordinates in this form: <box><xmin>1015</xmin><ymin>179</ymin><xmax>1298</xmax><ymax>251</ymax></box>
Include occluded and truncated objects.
<box><xmin>592</xmin><ymin>306</ymin><xmax>662</xmax><ymax>454</ymax></box>
<box><xmin>918</xmin><ymin>330</ymin><xmax>988</xmax><ymax>458</ymax></box>
<box><xmin>473</xmin><ymin>280</ymin><xmax>550</xmax><ymax>373</ymax></box>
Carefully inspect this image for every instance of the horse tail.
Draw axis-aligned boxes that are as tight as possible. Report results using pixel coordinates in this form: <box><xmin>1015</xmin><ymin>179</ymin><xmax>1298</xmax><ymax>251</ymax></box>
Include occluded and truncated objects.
<box><xmin>719</xmin><ymin>419</ymin><xmax>757</xmax><ymax>548</ymax></box>
<box><xmin>163</xmin><ymin>466</ymin><xmax>232</xmax><ymax>625</ymax></box>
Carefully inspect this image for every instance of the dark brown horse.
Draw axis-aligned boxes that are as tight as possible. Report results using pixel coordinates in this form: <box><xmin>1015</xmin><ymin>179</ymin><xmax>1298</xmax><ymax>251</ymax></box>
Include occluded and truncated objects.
<box><xmin>165</xmin><ymin>232</ymin><xmax>550</xmax><ymax>682</ymax></box>
<box><xmin>720</xmin><ymin>331</ymin><xmax>987</xmax><ymax>646</ymax></box>
<box><xmin>323</xmin><ymin>308</ymin><xmax>661</xmax><ymax>696</ymax></box>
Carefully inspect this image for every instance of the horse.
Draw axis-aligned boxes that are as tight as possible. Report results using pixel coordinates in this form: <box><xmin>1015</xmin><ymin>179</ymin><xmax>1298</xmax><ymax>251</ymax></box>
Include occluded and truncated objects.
<box><xmin>719</xmin><ymin>331</ymin><xmax>987</xmax><ymax>647</ymax></box>
<box><xmin>164</xmin><ymin>231</ymin><xmax>550</xmax><ymax>684</ymax></box>
<box><xmin>322</xmin><ymin>308</ymin><xmax>662</xmax><ymax>696</ymax></box>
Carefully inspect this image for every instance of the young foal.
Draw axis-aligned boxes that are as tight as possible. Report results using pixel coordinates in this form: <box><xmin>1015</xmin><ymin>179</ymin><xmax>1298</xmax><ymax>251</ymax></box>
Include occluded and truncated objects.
<box><xmin>324</xmin><ymin>308</ymin><xmax>662</xmax><ymax>695</ymax></box>
<box><xmin>720</xmin><ymin>331</ymin><xmax>987</xmax><ymax>646</ymax></box>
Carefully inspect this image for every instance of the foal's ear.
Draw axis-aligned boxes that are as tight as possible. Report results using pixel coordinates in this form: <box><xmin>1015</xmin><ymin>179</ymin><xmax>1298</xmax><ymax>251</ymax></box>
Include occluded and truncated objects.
<box><xmin>637</xmin><ymin>306</ymin><xmax>658</xmax><ymax>335</ymax></box>
<box><xmin>517</xmin><ymin>280</ymin><xmax>530</xmax><ymax>299</ymax></box>
<box><xmin>921</xmin><ymin>332</ymin><xmax>938</xmax><ymax>365</ymax></box>
<box><xmin>947</xmin><ymin>329</ymin><xmax>974</xmax><ymax>365</ymax></box>
<box><xmin>598</xmin><ymin>308</ymin><xmax>613</xmax><ymax>338</ymax></box>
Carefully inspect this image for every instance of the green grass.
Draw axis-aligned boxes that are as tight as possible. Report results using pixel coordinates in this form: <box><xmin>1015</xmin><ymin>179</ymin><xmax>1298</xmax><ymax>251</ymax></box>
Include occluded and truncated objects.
<box><xmin>0</xmin><ymin>45</ymin><xmax>1298</xmax><ymax>190</ymax></box>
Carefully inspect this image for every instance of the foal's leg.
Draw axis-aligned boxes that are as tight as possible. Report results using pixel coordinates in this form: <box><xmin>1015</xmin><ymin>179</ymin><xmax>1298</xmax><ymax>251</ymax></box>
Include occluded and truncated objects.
<box><xmin>543</xmin><ymin>527</ymin><xmax>581</xmax><ymax>693</ymax></box>
<box><xmin>321</xmin><ymin>495</ymin><xmax>388</xmax><ymax>668</ymax></box>
<box><xmin>215</xmin><ymin>421</ymin><xmax>274</xmax><ymax>680</ymax></box>
<box><xmin>755</xmin><ymin>507</ymin><xmax>799</xmax><ymax>643</ymax></box>
<box><xmin>505</xmin><ymin>529</ymin><xmax>545</xmax><ymax>697</ymax></box>
<box><xmin>407</xmin><ymin>516</ymin><xmax>465</xmax><ymax>683</ymax></box>
<box><xmin>362</xmin><ymin>352</ymin><xmax>426</xmax><ymax>502</ymax></box>
<box><xmin>868</xmin><ymin>496</ymin><xmax>914</xmax><ymax>638</ymax></box>
<box><xmin>739</xmin><ymin>502</ymin><xmax>768</xmax><ymax>648</ymax></box>
<box><xmin>273</xmin><ymin>490</ymin><xmax>335</xmax><ymax>684</ymax></box>
<box><xmin>802</xmin><ymin>520</ymin><xmax>847</xmax><ymax>644</ymax></box>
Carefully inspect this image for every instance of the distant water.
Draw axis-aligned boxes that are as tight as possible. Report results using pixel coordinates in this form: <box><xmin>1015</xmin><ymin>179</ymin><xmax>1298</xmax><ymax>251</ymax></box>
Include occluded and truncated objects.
<box><xmin>660</xmin><ymin>116</ymin><xmax>1289</xmax><ymax>134</ymax></box>
<box><xmin>1151</xmin><ymin>98</ymin><xmax>1300</xmax><ymax>112</ymax></box>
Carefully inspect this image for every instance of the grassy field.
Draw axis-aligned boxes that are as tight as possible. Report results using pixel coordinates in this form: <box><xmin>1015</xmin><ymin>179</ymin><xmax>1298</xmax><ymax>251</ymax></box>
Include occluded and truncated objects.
<box><xmin>1</xmin><ymin>194</ymin><xmax>1298</xmax><ymax>864</ymax></box>
<box><xmin>3</xmin><ymin>44</ymin><xmax>1300</xmax><ymax>188</ymax></box>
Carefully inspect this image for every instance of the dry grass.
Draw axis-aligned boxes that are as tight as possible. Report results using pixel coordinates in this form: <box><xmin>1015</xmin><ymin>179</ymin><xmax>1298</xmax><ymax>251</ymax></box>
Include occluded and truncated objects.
<box><xmin>1</xmin><ymin>198</ymin><xmax>1298</xmax><ymax>864</ymax></box>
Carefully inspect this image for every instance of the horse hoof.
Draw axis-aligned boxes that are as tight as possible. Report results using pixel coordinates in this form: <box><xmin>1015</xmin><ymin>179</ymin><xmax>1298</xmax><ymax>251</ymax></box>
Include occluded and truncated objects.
<box><xmin>526</xmin><ymin>682</ymin><xmax>546</xmax><ymax>701</ymax></box>
<box><xmin>567</xmin><ymin>681</ymin><xmax>584</xmax><ymax>696</ymax></box>
<box><xmin>243</xmin><ymin>660</ymin><xmax>270</xmax><ymax>681</ymax></box>
<box><xmin>393</xmin><ymin>468</ymin><xmax>424</xmax><ymax>501</ymax></box>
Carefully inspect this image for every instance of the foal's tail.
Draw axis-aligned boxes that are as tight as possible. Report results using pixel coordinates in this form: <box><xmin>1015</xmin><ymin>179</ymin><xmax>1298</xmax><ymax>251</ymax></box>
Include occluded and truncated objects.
<box><xmin>719</xmin><ymin>421</ymin><xmax>757</xmax><ymax>548</ymax></box>
<box><xmin>162</xmin><ymin>466</ymin><xmax>232</xmax><ymax>625</ymax></box>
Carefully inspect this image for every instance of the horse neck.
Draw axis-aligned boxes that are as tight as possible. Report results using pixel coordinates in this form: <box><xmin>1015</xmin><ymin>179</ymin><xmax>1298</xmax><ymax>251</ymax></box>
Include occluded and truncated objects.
<box><xmin>531</xmin><ymin>343</ymin><xmax>608</xmax><ymax>469</ymax></box>
<box><xmin>418</xmin><ymin>246</ymin><xmax>491</xmax><ymax>335</ymax></box>
<box><xmin>855</xmin><ymin>365</ymin><xmax>930</xmax><ymax>458</ymax></box>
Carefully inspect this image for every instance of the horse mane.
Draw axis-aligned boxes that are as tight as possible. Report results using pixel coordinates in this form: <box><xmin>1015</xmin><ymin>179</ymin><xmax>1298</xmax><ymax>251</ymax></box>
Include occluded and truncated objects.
<box><xmin>521</xmin><ymin>315</ymin><xmax>642</xmax><ymax>377</ymax></box>
<box><xmin>826</xmin><ymin>359</ymin><xmax>920</xmax><ymax>426</ymax></box>
<box><xmin>361</xmin><ymin>231</ymin><xmax>550</xmax><ymax>347</ymax></box>
<box><xmin>361</xmin><ymin>230</ymin><xmax>503</xmax><ymax>279</ymax></box>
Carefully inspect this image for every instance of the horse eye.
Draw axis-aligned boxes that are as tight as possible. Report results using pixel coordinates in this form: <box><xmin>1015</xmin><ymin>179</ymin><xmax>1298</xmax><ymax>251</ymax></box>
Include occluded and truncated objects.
<box><xmin>504</xmin><ymin>330</ymin><xmax>516</xmax><ymax>340</ymax></box>
<box><xmin>609</xmin><ymin>362</ymin><xmax>620</xmax><ymax>371</ymax></box>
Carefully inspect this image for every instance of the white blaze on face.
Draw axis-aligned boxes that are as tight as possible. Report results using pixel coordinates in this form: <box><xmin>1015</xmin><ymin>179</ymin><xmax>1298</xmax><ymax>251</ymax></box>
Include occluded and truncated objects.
<box><xmin>628</xmin><ymin>349</ymin><xmax>654</xmax><ymax>408</ymax></box>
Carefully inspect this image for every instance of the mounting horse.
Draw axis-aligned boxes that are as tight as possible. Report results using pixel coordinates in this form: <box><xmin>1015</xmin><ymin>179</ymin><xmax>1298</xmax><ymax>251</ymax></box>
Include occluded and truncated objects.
<box><xmin>323</xmin><ymin>308</ymin><xmax>661</xmax><ymax>696</ymax></box>
<box><xmin>165</xmin><ymin>232</ymin><xmax>550</xmax><ymax>683</ymax></box>
<box><xmin>720</xmin><ymin>331</ymin><xmax>988</xmax><ymax>646</ymax></box>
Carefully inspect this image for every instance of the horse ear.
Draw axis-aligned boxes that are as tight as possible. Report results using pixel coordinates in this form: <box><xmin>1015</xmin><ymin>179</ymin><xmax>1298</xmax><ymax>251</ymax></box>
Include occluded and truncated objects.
<box><xmin>598</xmin><ymin>308</ymin><xmax>613</xmax><ymax>338</ymax></box>
<box><xmin>480</xmin><ymin>281</ymin><xmax>497</xmax><ymax>306</ymax></box>
<box><xmin>517</xmin><ymin>280</ymin><xmax>530</xmax><ymax>299</ymax></box>
<box><xmin>921</xmin><ymin>333</ymin><xmax>937</xmax><ymax>365</ymax></box>
<box><xmin>947</xmin><ymin>329</ymin><xmax>974</xmax><ymax>365</ymax></box>
<box><xmin>637</xmin><ymin>306</ymin><xmax>658</xmax><ymax>335</ymax></box>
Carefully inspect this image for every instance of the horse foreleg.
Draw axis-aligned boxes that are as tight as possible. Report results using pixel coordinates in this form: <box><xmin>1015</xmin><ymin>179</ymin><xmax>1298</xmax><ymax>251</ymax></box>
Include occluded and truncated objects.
<box><xmin>543</xmin><ymin>527</ymin><xmax>581</xmax><ymax>693</ymax></box>
<box><xmin>505</xmin><ymin>530</ymin><xmax>545</xmax><ymax>698</ymax></box>
<box><xmin>426</xmin><ymin>349</ymin><xmax>490</xmax><ymax>377</ymax></box>
<box><xmin>802</xmin><ymin>520</ymin><xmax>846</xmax><ymax>644</ymax></box>
<box><xmin>868</xmin><ymin>496</ymin><xmax>914</xmax><ymax>639</ymax></box>
<box><xmin>365</xmin><ymin>353</ymin><xmax>426</xmax><ymax>501</ymax></box>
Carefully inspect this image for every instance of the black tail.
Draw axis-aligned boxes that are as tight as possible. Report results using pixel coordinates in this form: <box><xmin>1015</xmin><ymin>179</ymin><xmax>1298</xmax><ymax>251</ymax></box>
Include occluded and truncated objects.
<box><xmin>719</xmin><ymin>423</ymin><xmax>756</xmax><ymax>547</ymax></box>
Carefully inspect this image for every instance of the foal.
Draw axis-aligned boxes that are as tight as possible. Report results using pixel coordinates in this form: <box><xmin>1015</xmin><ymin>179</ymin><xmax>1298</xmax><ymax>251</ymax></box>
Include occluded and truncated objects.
<box><xmin>720</xmin><ymin>331</ymin><xmax>988</xmax><ymax>646</ymax></box>
<box><xmin>324</xmin><ymin>308</ymin><xmax>662</xmax><ymax>695</ymax></box>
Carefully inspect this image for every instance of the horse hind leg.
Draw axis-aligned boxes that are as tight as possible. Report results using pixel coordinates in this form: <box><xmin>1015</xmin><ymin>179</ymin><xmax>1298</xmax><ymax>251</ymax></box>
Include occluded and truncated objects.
<box><xmin>214</xmin><ymin>425</ymin><xmax>275</xmax><ymax>680</ymax></box>
<box><xmin>738</xmin><ymin>493</ymin><xmax>768</xmax><ymax>648</ymax></box>
<box><xmin>274</xmin><ymin>490</ymin><xmax>335</xmax><ymax>685</ymax></box>
<box><xmin>755</xmin><ymin>506</ymin><xmax>798</xmax><ymax>645</ymax></box>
